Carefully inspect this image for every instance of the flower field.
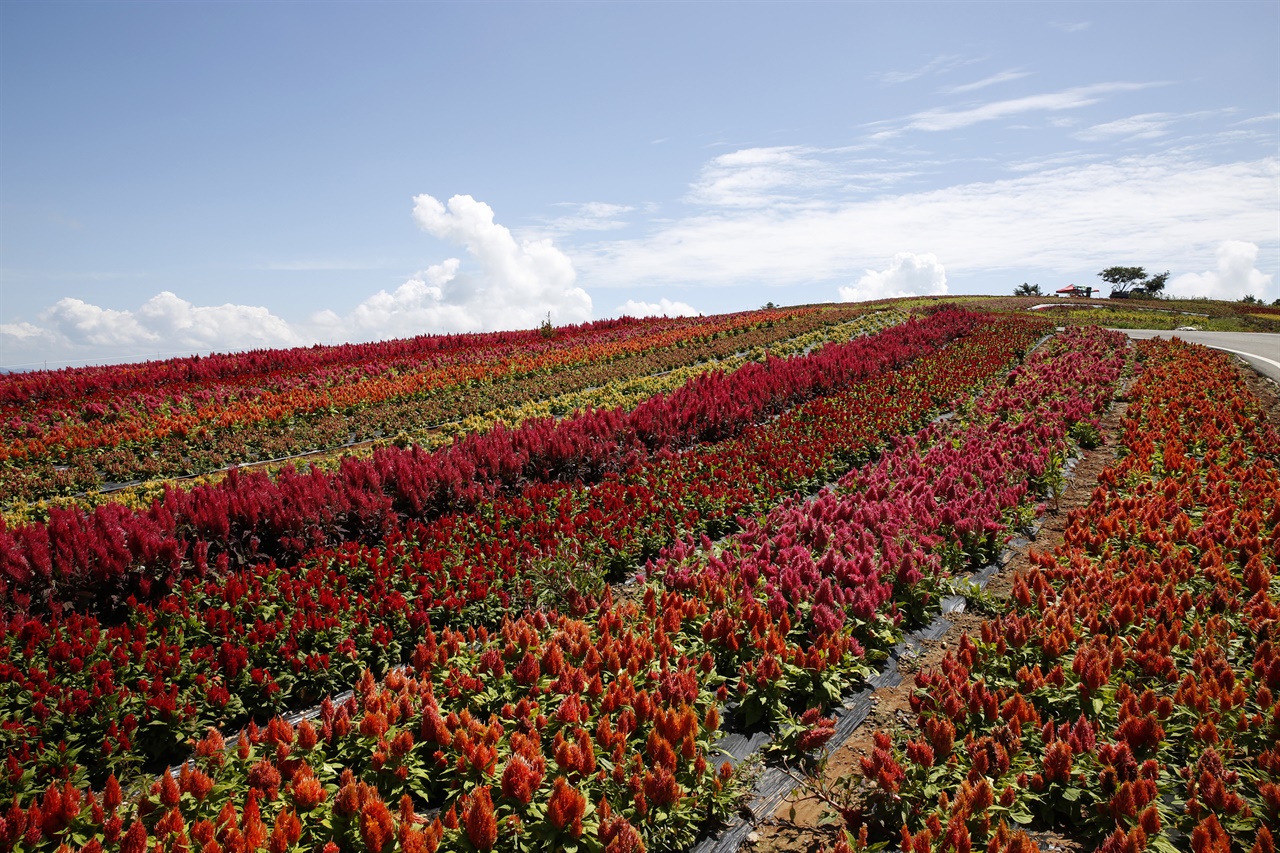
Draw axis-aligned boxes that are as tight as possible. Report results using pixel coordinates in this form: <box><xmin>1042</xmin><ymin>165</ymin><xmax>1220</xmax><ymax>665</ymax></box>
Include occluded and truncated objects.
<box><xmin>1</xmin><ymin>306</ymin><xmax>869</xmax><ymax>510</ymax></box>
<box><xmin>8</xmin><ymin>304</ymin><xmax>1263</xmax><ymax>853</ymax></box>
<box><xmin>853</xmin><ymin>336</ymin><xmax>1279</xmax><ymax>852</ymax></box>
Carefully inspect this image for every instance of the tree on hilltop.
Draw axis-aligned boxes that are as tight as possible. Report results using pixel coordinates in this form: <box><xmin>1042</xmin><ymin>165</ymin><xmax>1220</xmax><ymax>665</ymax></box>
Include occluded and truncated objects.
<box><xmin>1098</xmin><ymin>266</ymin><xmax>1169</xmax><ymax>296</ymax></box>
<box><xmin>1013</xmin><ymin>282</ymin><xmax>1042</xmax><ymax>296</ymax></box>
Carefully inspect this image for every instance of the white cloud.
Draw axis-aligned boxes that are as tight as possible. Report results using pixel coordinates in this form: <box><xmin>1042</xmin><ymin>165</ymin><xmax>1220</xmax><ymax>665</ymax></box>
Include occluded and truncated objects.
<box><xmin>688</xmin><ymin>146</ymin><xmax>834</xmax><ymax>208</ymax></box>
<box><xmin>614</xmin><ymin>297</ymin><xmax>699</xmax><ymax>318</ymax></box>
<box><xmin>0</xmin><ymin>321</ymin><xmax>47</xmax><ymax>341</ymax></box>
<box><xmin>540</xmin><ymin>202</ymin><xmax>635</xmax><ymax>234</ymax></box>
<box><xmin>576</xmin><ymin>153</ymin><xmax>1279</xmax><ymax>290</ymax></box>
<box><xmin>2</xmin><ymin>195</ymin><xmax>595</xmax><ymax>367</ymax></box>
<box><xmin>838</xmin><ymin>253</ymin><xmax>948</xmax><ymax>302</ymax></box>
<box><xmin>875</xmin><ymin>54</ymin><xmax>978</xmax><ymax>85</ymax></box>
<box><xmin>314</xmin><ymin>194</ymin><xmax>592</xmax><ymax>338</ymax></box>
<box><xmin>939</xmin><ymin>69</ymin><xmax>1030</xmax><ymax>95</ymax></box>
<box><xmin>41</xmin><ymin>298</ymin><xmax>156</xmax><ymax>347</ymax></box>
<box><xmin>875</xmin><ymin>82</ymin><xmax>1160</xmax><ymax>137</ymax></box>
<box><xmin>1168</xmin><ymin>241</ymin><xmax>1275</xmax><ymax>301</ymax></box>
<box><xmin>1075</xmin><ymin>113</ymin><xmax>1174</xmax><ymax>142</ymax></box>
<box><xmin>0</xmin><ymin>292</ymin><xmax>304</xmax><ymax>368</ymax></box>
<box><xmin>1052</xmin><ymin>21</ymin><xmax>1091</xmax><ymax>33</ymax></box>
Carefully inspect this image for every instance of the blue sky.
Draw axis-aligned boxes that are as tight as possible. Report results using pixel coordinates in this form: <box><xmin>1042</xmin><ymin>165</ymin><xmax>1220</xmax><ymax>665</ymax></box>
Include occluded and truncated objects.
<box><xmin>1</xmin><ymin>1</ymin><xmax>1277</xmax><ymax>368</ymax></box>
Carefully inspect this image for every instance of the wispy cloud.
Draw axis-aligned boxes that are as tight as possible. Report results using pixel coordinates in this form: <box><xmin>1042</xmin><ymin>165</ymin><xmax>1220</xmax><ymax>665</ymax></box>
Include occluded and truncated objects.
<box><xmin>1075</xmin><ymin>113</ymin><xmax>1176</xmax><ymax>142</ymax></box>
<box><xmin>258</xmin><ymin>260</ymin><xmax>385</xmax><ymax>271</ymax></box>
<box><xmin>874</xmin><ymin>82</ymin><xmax>1161</xmax><ymax>138</ymax></box>
<box><xmin>939</xmin><ymin>69</ymin><xmax>1030</xmax><ymax>95</ymax></box>
<box><xmin>874</xmin><ymin>54</ymin><xmax>979</xmax><ymax>85</ymax></box>
<box><xmin>1051</xmin><ymin>21</ymin><xmax>1091</xmax><ymax>33</ymax></box>
<box><xmin>687</xmin><ymin>146</ymin><xmax>836</xmax><ymax>208</ymax></box>
<box><xmin>539</xmin><ymin>202</ymin><xmax>636</xmax><ymax>234</ymax></box>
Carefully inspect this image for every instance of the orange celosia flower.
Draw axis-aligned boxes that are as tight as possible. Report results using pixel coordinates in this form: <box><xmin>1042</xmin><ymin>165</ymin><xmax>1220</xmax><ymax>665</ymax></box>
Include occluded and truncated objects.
<box><xmin>462</xmin><ymin>786</ymin><xmax>498</xmax><ymax>851</ymax></box>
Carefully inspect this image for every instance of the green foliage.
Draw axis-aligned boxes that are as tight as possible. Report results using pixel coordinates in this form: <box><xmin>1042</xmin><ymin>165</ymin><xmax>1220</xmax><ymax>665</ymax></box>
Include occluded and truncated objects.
<box><xmin>1098</xmin><ymin>266</ymin><xmax>1170</xmax><ymax>295</ymax></box>
<box><xmin>1013</xmin><ymin>283</ymin><xmax>1042</xmax><ymax>296</ymax></box>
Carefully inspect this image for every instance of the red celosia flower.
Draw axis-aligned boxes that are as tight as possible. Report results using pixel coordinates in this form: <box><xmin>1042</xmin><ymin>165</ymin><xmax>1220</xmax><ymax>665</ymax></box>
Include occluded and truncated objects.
<box><xmin>600</xmin><ymin>815</ymin><xmax>644</xmax><ymax>853</ymax></box>
<box><xmin>102</xmin><ymin>774</ymin><xmax>123</xmax><ymax>813</ymax></box>
<box><xmin>643</xmin><ymin>764</ymin><xmax>683</xmax><ymax>808</ymax></box>
<box><xmin>360</xmin><ymin>710</ymin><xmax>389</xmax><ymax>739</ymax></box>
<box><xmin>248</xmin><ymin>760</ymin><xmax>283</xmax><ymax>800</ymax></box>
<box><xmin>268</xmin><ymin>808</ymin><xmax>302</xmax><ymax>853</ymax></box>
<box><xmin>290</xmin><ymin>765</ymin><xmax>327</xmax><ymax>811</ymax></box>
<box><xmin>242</xmin><ymin>793</ymin><xmax>268</xmax><ymax>851</ymax></box>
<box><xmin>501</xmin><ymin>754</ymin><xmax>543</xmax><ymax>805</ymax></box>
<box><xmin>296</xmin><ymin>719</ymin><xmax>319</xmax><ymax>751</ymax></box>
<box><xmin>1190</xmin><ymin>814</ymin><xmax>1231</xmax><ymax>853</ymax></box>
<box><xmin>463</xmin><ymin>786</ymin><xmax>497</xmax><ymax>851</ymax></box>
<box><xmin>1042</xmin><ymin>740</ymin><xmax>1073</xmax><ymax>784</ymax></box>
<box><xmin>547</xmin><ymin>776</ymin><xmax>586</xmax><ymax>838</ymax></box>
<box><xmin>360</xmin><ymin>795</ymin><xmax>395</xmax><ymax>853</ymax></box>
<box><xmin>160</xmin><ymin>771</ymin><xmax>181</xmax><ymax>808</ymax></box>
<box><xmin>120</xmin><ymin>820</ymin><xmax>148</xmax><ymax>853</ymax></box>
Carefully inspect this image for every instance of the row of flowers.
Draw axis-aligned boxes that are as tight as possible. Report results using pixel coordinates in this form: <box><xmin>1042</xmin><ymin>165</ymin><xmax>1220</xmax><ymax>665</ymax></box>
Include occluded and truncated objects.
<box><xmin>0</xmin><ymin>313</ymin><xmax>1044</xmax><ymax>802</ymax></box>
<box><xmin>4</xmin><ymin>310</ymin><xmax>905</xmax><ymax>528</ymax></box>
<box><xmin>2</xmin><ymin>307</ymin><xmax>869</xmax><ymax>506</ymax></box>
<box><xmin>854</xmin><ymin>336</ymin><xmax>1278</xmax><ymax>852</ymax></box>
<box><xmin>0</xmin><ymin>310</ymin><xmax>965</xmax><ymax>615</ymax></box>
<box><xmin>0</xmin><ymin>323</ymin><xmax>1128</xmax><ymax>852</ymax></box>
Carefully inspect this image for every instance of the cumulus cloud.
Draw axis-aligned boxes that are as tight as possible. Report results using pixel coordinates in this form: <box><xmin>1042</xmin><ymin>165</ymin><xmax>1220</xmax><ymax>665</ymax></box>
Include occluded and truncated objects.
<box><xmin>312</xmin><ymin>194</ymin><xmax>592</xmax><ymax>339</ymax></box>
<box><xmin>0</xmin><ymin>292</ymin><xmax>304</xmax><ymax>368</ymax></box>
<box><xmin>838</xmin><ymin>253</ymin><xmax>948</xmax><ymax>302</ymax></box>
<box><xmin>1168</xmin><ymin>241</ymin><xmax>1275</xmax><ymax>301</ymax></box>
<box><xmin>614</xmin><ymin>298</ymin><xmax>699</xmax><ymax>318</ymax></box>
<box><xmin>2</xmin><ymin>195</ymin><xmax>596</xmax><ymax>367</ymax></box>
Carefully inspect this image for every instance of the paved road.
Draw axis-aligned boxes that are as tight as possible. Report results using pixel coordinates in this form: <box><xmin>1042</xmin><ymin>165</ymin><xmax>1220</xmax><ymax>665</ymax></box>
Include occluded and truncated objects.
<box><xmin>1116</xmin><ymin>329</ymin><xmax>1280</xmax><ymax>384</ymax></box>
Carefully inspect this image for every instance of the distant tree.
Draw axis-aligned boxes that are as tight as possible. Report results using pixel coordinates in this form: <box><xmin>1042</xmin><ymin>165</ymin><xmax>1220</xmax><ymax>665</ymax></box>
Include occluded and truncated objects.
<box><xmin>761</xmin><ymin>301</ymin><xmax>777</xmax><ymax>309</ymax></box>
<box><xmin>1240</xmin><ymin>294</ymin><xmax>1260</xmax><ymax>304</ymax></box>
<box><xmin>1098</xmin><ymin>266</ymin><xmax>1170</xmax><ymax>296</ymax></box>
<box><xmin>1013</xmin><ymin>282</ymin><xmax>1042</xmax><ymax>296</ymax></box>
